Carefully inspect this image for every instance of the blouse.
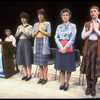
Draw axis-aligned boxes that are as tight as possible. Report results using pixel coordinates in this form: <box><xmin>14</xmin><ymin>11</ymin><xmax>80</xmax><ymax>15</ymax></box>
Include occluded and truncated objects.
<box><xmin>15</xmin><ymin>24</ymin><xmax>32</xmax><ymax>39</ymax></box>
<box><xmin>55</xmin><ymin>22</ymin><xmax>77</xmax><ymax>49</ymax></box>
<box><xmin>81</xmin><ymin>19</ymin><xmax>100</xmax><ymax>40</ymax></box>
<box><xmin>5</xmin><ymin>35</ymin><xmax>16</xmax><ymax>47</ymax></box>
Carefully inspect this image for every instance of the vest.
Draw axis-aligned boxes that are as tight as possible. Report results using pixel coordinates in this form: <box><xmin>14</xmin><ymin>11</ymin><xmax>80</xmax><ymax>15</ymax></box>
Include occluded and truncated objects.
<box><xmin>82</xmin><ymin>21</ymin><xmax>100</xmax><ymax>56</ymax></box>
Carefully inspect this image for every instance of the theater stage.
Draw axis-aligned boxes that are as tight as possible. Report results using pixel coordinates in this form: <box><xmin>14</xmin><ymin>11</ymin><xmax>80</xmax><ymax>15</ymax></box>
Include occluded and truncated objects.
<box><xmin>0</xmin><ymin>64</ymin><xmax>100</xmax><ymax>99</ymax></box>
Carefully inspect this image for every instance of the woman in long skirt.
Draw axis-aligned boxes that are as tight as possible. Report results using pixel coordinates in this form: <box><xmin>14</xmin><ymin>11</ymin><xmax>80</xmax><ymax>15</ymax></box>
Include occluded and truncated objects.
<box><xmin>15</xmin><ymin>12</ymin><xmax>33</xmax><ymax>81</ymax></box>
<box><xmin>81</xmin><ymin>6</ymin><xmax>100</xmax><ymax>96</ymax></box>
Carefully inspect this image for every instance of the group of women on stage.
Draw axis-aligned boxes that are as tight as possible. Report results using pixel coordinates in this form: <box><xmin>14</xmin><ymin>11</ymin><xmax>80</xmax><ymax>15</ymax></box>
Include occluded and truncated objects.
<box><xmin>3</xmin><ymin>6</ymin><xmax>100</xmax><ymax>97</ymax></box>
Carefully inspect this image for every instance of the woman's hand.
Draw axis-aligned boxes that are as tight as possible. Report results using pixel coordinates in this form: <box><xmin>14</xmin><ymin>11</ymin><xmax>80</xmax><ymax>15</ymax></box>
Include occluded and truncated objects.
<box><xmin>89</xmin><ymin>22</ymin><xmax>94</xmax><ymax>32</ymax></box>
<box><xmin>59</xmin><ymin>47</ymin><xmax>67</xmax><ymax>54</ymax></box>
<box><xmin>19</xmin><ymin>27</ymin><xmax>24</xmax><ymax>33</ymax></box>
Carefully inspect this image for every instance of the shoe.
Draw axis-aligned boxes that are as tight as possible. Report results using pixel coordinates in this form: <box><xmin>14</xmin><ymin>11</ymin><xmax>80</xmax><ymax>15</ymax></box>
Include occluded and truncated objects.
<box><xmin>85</xmin><ymin>88</ymin><xmax>91</xmax><ymax>95</ymax></box>
<box><xmin>22</xmin><ymin>76</ymin><xmax>27</xmax><ymax>80</ymax></box>
<box><xmin>91</xmin><ymin>90</ymin><xmax>96</xmax><ymax>97</ymax></box>
<box><xmin>41</xmin><ymin>79</ymin><xmax>48</xmax><ymax>85</ymax></box>
<box><xmin>59</xmin><ymin>84</ymin><xmax>65</xmax><ymax>90</ymax></box>
<box><xmin>64</xmin><ymin>84</ymin><xmax>69</xmax><ymax>91</ymax></box>
<box><xmin>25</xmin><ymin>76</ymin><xmax>32</xmax><ymax>81</ymax></box>
<box><xmin>37</xmin><ymin>79</ymin><xmax>44</xmax><ymax>84</ymax></box>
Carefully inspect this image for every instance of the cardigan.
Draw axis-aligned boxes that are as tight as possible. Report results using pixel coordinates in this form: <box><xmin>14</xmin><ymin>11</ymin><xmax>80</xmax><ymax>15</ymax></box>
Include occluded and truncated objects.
<box><xmin>32</xmin><ymin>21</ymin><xmax>51</xmax><ymax>55</ymax></box>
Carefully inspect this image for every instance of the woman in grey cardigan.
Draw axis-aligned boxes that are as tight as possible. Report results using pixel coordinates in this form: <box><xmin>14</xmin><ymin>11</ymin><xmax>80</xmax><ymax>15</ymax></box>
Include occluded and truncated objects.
<box><xmin>32</xmin><ymin>9</ymin><xmax>51</xmax><ymax>85</ymax></box>
<box><xmin>15</xmin><ymin>12</ymin><xmax>33</xmax><ymax>81</ymax></box>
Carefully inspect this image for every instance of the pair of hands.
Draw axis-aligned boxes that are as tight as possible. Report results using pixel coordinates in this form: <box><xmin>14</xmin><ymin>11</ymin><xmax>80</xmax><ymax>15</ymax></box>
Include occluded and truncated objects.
<box><xmin>36</xmin><ymin>28</ymin><xmax>43</xmax><ymax>34</ymax></box>
<box><xmin>58</xmin><ymin>47</ymin><xmax>67</xmax><ymax>54</ymax></box>
<box><xmin>89</xmin><ymin>21</ymin><xmax>99</xmax><ymax>32</ymax></box>
<box><xmin>19</xmin><ymin>27</ymin><xmax>25</xmax><ymax>33</ymax></box>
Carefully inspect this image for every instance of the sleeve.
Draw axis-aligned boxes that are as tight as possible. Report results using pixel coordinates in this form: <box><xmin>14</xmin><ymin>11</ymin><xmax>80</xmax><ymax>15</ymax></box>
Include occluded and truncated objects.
<box><xmin>95</xmin><ymin>23</ymin><xmax>100</xmax><ymax>37</ymax></box>
<box><xmin>23</xmin><ymin>25</ymin><xmax>33</xmax><ymax>38</ymax></box>
<box><xmin>81</xmin><ymin>22</ymin><xmax>93</xmax><ymax>40</ymax></box>
<box><xmin>95</xmin><ymin>30</ymin><xmax>100</xmax><ymax>37</ymax></box>
<box><xmin>32</xmin><ymin>23</ymin><xmax>38</xmax><ymax>38</ymax></box>
<box><xmin>65</xmin><ymin>24</ymin><xmax>77</xmax><ymax>48</ymax></box>
<box><xmin>15</xmin><ymin>26</ymin><xmax>22</xmax><ymax>38</ymax></box>
<box><xmin>54</xmin><ymin>25</ymin><xmax>63</xmax><ymax>49</ymax></box>
<box><xmin>81</xmin><ymin>26</ymin><xmax>92</xmax><ymax>40</ymax></box>
<box><xmin>12</xmin><ymin>35</ymin><xmax>16</xmax><ymax>47</ymax></box>
<box><xmin>40</xmin><ymin>22</ymin><xmax>51</xmax><ymax>37</ymax></box>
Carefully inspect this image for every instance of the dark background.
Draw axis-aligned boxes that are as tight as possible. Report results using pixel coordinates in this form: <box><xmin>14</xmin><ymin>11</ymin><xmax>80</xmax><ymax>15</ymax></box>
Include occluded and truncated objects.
<box><xmin>0</xmin><ymin>0</ymin><xmax>100</xmax><ymax>54</ymax></box>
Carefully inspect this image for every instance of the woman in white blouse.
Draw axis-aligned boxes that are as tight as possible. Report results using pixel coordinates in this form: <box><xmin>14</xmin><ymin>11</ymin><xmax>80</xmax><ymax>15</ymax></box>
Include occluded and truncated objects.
<box><xmin>4</xmin><ymin>29</ymin><xmax>16</xmax><ymax>47</ymax></box>
<box><xmin>15</xmin><ymin>12</ymin><xmax>33</xmax><ymax>81</ymax></box>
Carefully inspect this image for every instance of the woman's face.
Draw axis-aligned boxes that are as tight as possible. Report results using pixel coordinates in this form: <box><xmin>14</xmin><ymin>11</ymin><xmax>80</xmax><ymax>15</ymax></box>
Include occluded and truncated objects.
<box><xmin>61</xmin><ymin>12</ymin><xmax>70</xmax><ymax>23</ymax></box>
<box><xmin>5</xmin><ymin>31</ymin><xmax>11</xmax><ymax>36</ymax></box>
<box><xmin>38</xmin><ymin>14</ymin><xmax>44</xmax><ymax>22</ymax></box>
<box><xmin>21</xmin><ymin>17</ymin><xmax>27</xmax><ymax>24</ymax></box>
<box><xmin>90</xmin><ymin>8</ymin><xmax>100</xmax><ymax>19</ymax></box>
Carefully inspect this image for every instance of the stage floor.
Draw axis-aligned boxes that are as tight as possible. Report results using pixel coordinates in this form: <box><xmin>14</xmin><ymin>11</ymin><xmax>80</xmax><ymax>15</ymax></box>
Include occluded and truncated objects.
<box><xmin>0</xmin><ymin>64</ymin><xmax>100</xmax><ymax>99</ymax></box>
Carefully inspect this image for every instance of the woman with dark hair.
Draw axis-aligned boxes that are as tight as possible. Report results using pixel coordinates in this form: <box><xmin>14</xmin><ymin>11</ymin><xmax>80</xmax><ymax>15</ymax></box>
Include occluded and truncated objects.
<box><xmin>32</xmin><ymin>9</ymin><xmax>51</xmax><ymax>85</ymax></box>
<box><xmin>15</xmin><ymin>12</ymin><xmax>33</xmax><ymax>81</ymax></box>
<box><xmin>81</xmin><ymin>6</ymin><xmax>100</xmax><ymax>97</ymax></box>
<box><xmin>54</xmin><ymin>8</ymin><xmax>77</xmax><ymax>91</ymax></box>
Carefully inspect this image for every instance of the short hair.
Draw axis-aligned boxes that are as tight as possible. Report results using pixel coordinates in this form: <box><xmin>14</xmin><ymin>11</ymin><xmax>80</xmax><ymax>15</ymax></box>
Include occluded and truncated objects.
<box><xmin>37</xmin><ymin>8</ymin><xmax>46</xmax><ymax>18</ymax></box>
<box><xmin>60</xmin><ymin>8</ymin><xmax>72</xmax><ymax>18</ymax></box>
<box><xmin>20</xmin><ymin>12</ymin><xmax>29</xmax><ymax>20</ymax></box>
<box><xmin>90</xmin><ymin>6</ymin><xmax>100</xmax><ymax>11</ymax></box>
<box><xmin>4</xmin><ymin>29</ymin><xmax>12</xmax><ymax>34</ymax></box>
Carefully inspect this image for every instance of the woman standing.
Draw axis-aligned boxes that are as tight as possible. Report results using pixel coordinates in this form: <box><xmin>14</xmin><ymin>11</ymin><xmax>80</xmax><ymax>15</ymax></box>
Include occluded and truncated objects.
<box><xmin>81</xmin><ymin>6</ymin><xmax>100</xmax><ymax>96</ymax></box>
<box><xmin>32</xmin><ymin>9</ymin><xmax>51</xmax><ymax>85</ymax></box>
<box><xmin>54</xmin><ymin>8</ymin><xmax>77</xmax><ymax>91</ymax></box>
<box><xmin>15</xmin><ymin>12</ymin><xmax>33</xmax><ymax>81</ymax></box>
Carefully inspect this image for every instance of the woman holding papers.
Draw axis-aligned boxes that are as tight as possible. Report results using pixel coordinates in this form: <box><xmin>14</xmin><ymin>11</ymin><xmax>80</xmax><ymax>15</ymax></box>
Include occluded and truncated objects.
<box><xmin>54</xmin><ymin>8</ymin><xmax>77</xmax><ymax>91</ymax></box>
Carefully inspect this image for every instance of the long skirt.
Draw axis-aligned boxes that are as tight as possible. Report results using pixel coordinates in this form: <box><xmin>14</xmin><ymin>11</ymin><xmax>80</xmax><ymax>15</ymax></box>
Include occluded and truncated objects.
<box><xmin>54</xmin><ymin>50</ymin><xmax>76</xmax><ymax>72</ymax></box>
<box><xmin>34</xmin><ymin>38</ymin><xmax>48</xmax><ymax>66</ymax></box>
<box><xmin>16</xmin><ymin>39</ymin><xmax>33</xmax><ymax>67</ymax></box>
<box><xmin>80</xmin><ymin>40</ymin><xmax>99</xmax><ymax>78</ymax></box>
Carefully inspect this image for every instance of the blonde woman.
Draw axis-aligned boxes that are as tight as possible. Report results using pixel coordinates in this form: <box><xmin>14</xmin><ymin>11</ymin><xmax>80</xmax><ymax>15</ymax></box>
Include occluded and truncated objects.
<box><xmin>81</xmin><ymin>6</ymin><xmax>100</xmax><ymax>96</ymax></box>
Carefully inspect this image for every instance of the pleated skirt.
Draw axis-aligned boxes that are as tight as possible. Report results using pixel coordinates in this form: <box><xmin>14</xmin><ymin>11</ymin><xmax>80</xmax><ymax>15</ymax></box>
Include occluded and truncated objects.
<box><xmin>16</xmin><ymin>39</ymin><xmax>33</xmax><ymax>66</ymax></box>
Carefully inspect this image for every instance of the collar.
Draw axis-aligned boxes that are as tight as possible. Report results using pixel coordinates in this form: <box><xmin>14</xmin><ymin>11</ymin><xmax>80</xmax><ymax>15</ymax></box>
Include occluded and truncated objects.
<box><xmin>39</xmin><ymin>19</ymin><xmax>45</xmax><ymax>23</ymax></box>
<box><xmin>22</xmin><ymin>24</ymin><xmax>29</xmax><ymax>27</ymax></box>
<box><xmin>91</xmin><ymin>18</ymin><xmax>100</xmax><ymax>24</ymax></box>
<box><xmin>62</xmin><ymin>21</ymin><xmax>70</xmax><ymax>29</ymax></box>
<box><xmin>63</xmin><ymin>21</ymin><xmax>70</xmax><ymax>26</ymax></box>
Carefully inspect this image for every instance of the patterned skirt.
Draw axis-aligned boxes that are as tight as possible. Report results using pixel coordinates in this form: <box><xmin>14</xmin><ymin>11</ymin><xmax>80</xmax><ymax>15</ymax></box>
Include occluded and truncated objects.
<box><xmin>80</xmin><ymin>40</ymin><xmax>100</xmax><ymax>78</ymax></box>
<box><xmin>34</xmin><ymin>38</ymin><xmax>48</xmax><ymax>66</ymax></box>
<box><xmin>54</xmin><ymin>50</ymin><xmax>76</xmax><ymax>72</ymax></box>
